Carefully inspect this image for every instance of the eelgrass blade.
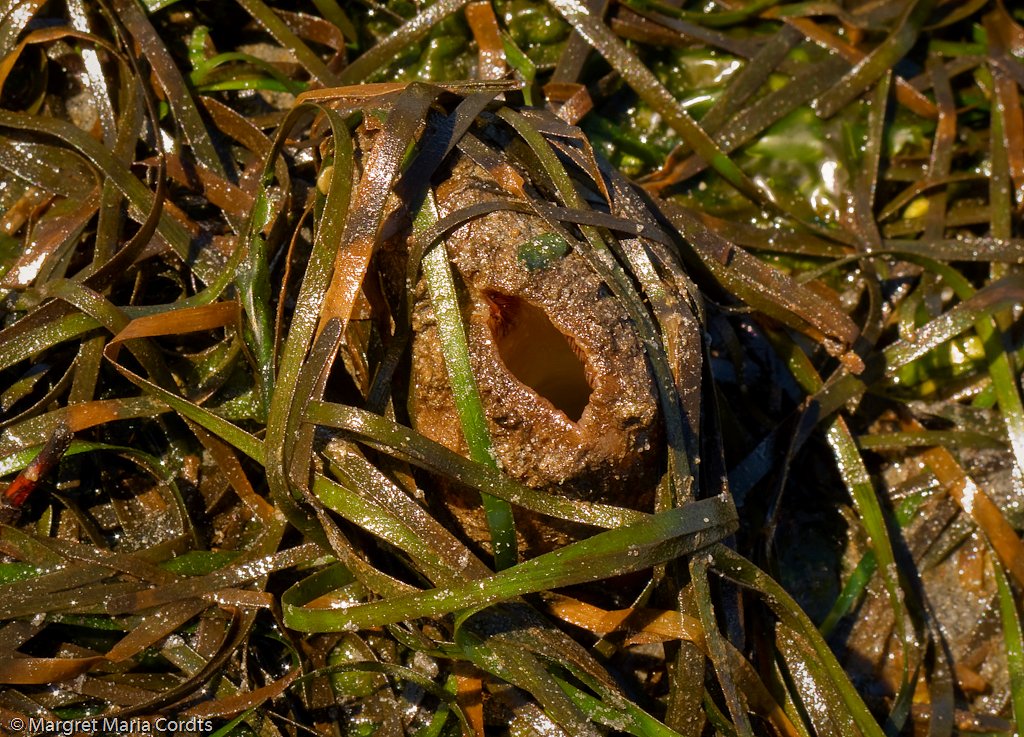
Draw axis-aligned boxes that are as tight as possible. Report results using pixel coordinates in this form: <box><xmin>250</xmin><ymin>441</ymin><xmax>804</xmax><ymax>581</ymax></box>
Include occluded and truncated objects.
<box><xmin>922</xmin><ymin>621</ymin><xmax>954</xmax><ymax>737</ymax></box>
<box><xmin>103</xmin><ymin>317</ymin><xmax>265</xmax><ymax>465</ymax></box>
<box><xmin>775</xmin><ymin>624</ymin><xmax>859</xmax><ymax>737</ymax></box>
<box><xmin>551</xmin><ymin>669</ymin><xmax>687</xmax><ymax>737</ymax></box>
<box><xmin>1</xmin><ymin>0</ymin><xmax>1018</xmax><ymax>730</ymax></box>
<box><xmin>234</xmin><ymin>0</ymin><xmax>338</xmax><ymax>85</ymax></box>
<box><xmin>814</xmin><ymin>0</ymin><xmax>936</xmax><ymax>118</ymax></box>
<box><xmin>283</xmin><ymin>496</ymin><xmax>735</xmax><ymax>631</ymax></box>
<box><xmin>825</xmin><ymin>417</ymin><xmax>916</xmax><ymax>731</ymax></box>
<box><xmin>110</xmin><ymin>0</ymin><xmax>231</xmax><ymax>184</ymax></box>
<box><xmin>666</xmin><ymin>204</ymin><xmax>860</xmax><ymax>366</ymax></box>
<box><xmin>993</xmin><ymin>556</ymin><xmax>1024</xmax><ymax>736</ymax></box>
<box><xmin>457</xmin><ymin>627</ymin><xmax>601</xmax><ymax>737</ymax></box>
<box><xmin>337</xmin><ymin>0</ymin><xmax>472</xmax><ymax>84</ymax></box>
<box><xmin>915</xmin><ymin>439</ymin><xmax>1024</xmax><ymax>588</ymax></box>
<box><xmin>979</xmin><ymin>43</ymin><xmax>1024</xmax><ymax>483</ymax></box>
<box><xmin>546</xmin><ymin>0</ymin><xmax>765</xmax><ymax>204</ymax></box>
<box><xmin>818</xmin><ymin>550</ymin><xmax>875</xmax><ymax>637</ymax></box>
<box><xmin>709</xmin><ymin>545</ymin><xmax>887</xmax><ymax>737</ymax></box>
<box><xmin>317</xmin><ymin>444</ymin><xmax>491</xmax><ymax>584</ymax></box>
<box><xmin>304</xmin><ymin>401</ymin><xmax>646</xmax><ymax>529</ymax></box>
<box><xmin>418</xmin><ymin>192</ymin><xmax>517</xmax><ymax>571</ymax></box>
<box><xmin>235</xmin><ymin>184</ymin><xmax>276</xmax><ymax>418</ymax></box>
<box><xmin>690</xmin><ymin>554</ymin><xmax>754</xmax><ymax>737</ymax></box>
<box><xmin>263</xmin><ymin>104</ymin><xmax>353</xmax><ymax>547</ymax></box>
<box><xmin>0</xmin><ymin>110</ymin><xmax>205</xmax><ymax>280</ymax></box>
<box><xmin>735</xmin><ymin>275</ymin><xmax>1024</xmax><ymax>498</ymax></box>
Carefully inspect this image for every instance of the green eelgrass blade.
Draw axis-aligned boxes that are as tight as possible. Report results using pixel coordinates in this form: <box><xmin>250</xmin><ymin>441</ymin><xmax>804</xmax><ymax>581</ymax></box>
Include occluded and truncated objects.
<box><xmin>336</xmin><ymin>0</ymin><xmax>471</xmax><ymax>83</ymax></box>
<box><xmin>235</xmin><ymin>176</ymin><xmax>277</xmax><ymax>419</ymax></box>
<box><xmin>457</xmin><ymin>628</ymin><xmax>599</xmax><ymax>737</ymax></box>
<box><xmin>814</xmin><ymin>0</ymin><xmax>936</xmax><ymax>118</ymax></box>
<box><xmin>283</xmin><ymin>495</ymin><xmax>735</xmax><ymax>632</ymax></box>
<box><xmin>553</xmin><ymin>670</ymin><xmax>686</xmax><ymax>737</ymax></box>
<box><xmin>0</xmin><ymin>313</ymin><xmax>100</xmax><ymax>373</ymax></box>
<box><xmin>281</xmin><ymin>563</ymin><xmax>364</xmax><ymax>631</ymax></box>
<box><xmin>819</xmin><ymin>550</ymin><xmax>875</xmax><ymax>637</ymax></box>
<box><xmin>501</xmin><ymin>31</ymin><xmax>536</xmax><ymax>104</ymax></box>
<box><xmin>756</xmin><ymin>308</ymin><xmax>914</xmax><ymax>709</ymax></box>
<box><xmin>417</xmin><ymin>192</ymin><xmax>517</xmax><ymax>571</ymax></box>
<box><xmin>775</xmin><ymin>624</ymin><xmax>860</xmax><ymax>737</ymax></box>
<box><xmin>233</xmin><ymin>0</ymin><xmax>337</xmax><ymax>84</ymax></box>
<box><xmin>103</xmin><ymin>349</ymin><xmax>264</xmax><ymax>465</ymax></box>
<box><xmin>545</xmin><ymin>0</ymin><xmax>763</xmax><ymax>204</ymax></box>
<box><xmin>734</xmin><ymin>274</ymin><xmax>1024</xmax><ymax>499</ymax></box>
<box><xmin>263</xmin><ymin>104</ymin><xmax>354</xmax><ymax>548</ymax></box>
<box><xmin>622</xmin><ymin>0</ymin><xmax>778</xmax><ymax>28</ymax></box>
<box><xmin>296</xmin><ymin>664</ymin><xmax>471</xmax><ymax>736</ymax></box>
<box><xmin>825</xmin><ymin>417</ymin><xmax>915</xmax><ymax>734</ymax></box>
<box><xmin>709</xmin><ymin>545</ymin><xmax>887</xmax><ymax>737</ymax></box>
<box><xmin>310</xmin><ymin>473</ymin><xmax>451</xmax><ymax>581</ymax></box>
<box><xmin>994</xmin><ymin>554</ymin><xmax>1024</xmax><ymax>736</ymax></box>
<box><xmin>0</xmin><ymin>110</ymin><xmax>206</xmax><ymax>280</ymax></box>
<box><xmin>316</xmin><ymin>444</ymin><xmax>492</xmax><ymax>584</ymax></box>
<box><xmin>191</xmin><ymin>52</ymin><xmax>309</xmax><ymax>95</ymax></box>
<box><xmin>690</xmin><ymin>554</ymin><xmax>754</xmax><ymax>737</ymax></box>
<box><xmin>304</xmin><ymin>400</ymin><xmax>647</xmax><ymax>529</ymax></box>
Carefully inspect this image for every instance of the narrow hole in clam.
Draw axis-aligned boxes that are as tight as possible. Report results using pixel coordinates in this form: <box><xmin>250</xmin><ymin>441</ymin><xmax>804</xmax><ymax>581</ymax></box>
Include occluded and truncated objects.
<box><xmin>485</xmin><ymin>292</ymin><xmax>593</xmax><ymax>422</ymax></box>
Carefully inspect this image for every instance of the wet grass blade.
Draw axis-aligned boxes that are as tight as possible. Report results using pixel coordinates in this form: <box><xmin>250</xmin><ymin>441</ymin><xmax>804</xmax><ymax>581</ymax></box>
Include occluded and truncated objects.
<box><xmin>234</xmin><ymin>0</ymin><xmax>337</xmax><ymax>85</ymax></box>
<box><xmin>261</xmin><ymin>103</ymin><xmax>352</xmax><ymax>546</ymax></box>
<box><xmin>690</xmin><ymin>554</ymin><xmax>753</xmax><ymax>737</ymax></box>
<box><xmin>814</xmin><ymin>0</ymin><xmax>936</xmax><ymax>118</ymax></box>
<box><xmin>709</xmin><ymin>545</ymin><xmax>887</xmax><ymax>737</ymax></box>
<box><xmin>337</xmin><ymin>0</ymin><xmax>471</xmax><ymax>83</ymax></box>
<box><xmin>825</xmin><ymin>418</ymin><xmax>915</xmax><ymax>733</ymax></box>
<box><xmin>0</xmin><ymin>110</ymin><xmax>208</xmax><ymax>281</ymax></box>
<box><xmin>418</xmin><ymin>192</ymin><xmax>516</xmax><ymax>571</ymax></box>
<box><xmin>284</xmin><ymin>496</ymin><xmax>735</xmax><ymax>631</ymax></box>
<box><xmin>304</xmin><ymin>401</ymin><xmax>647</xmax><ymax>529</ymax></box>
<box><xmin>547</xmin><ymin>0</ymin><xmax>764</xmax><ymax>204</ymax></box>
<box><xmin>993</xmin><ymin>555</ymin><xmax>1024</xmax><ymax>736</ymax></box>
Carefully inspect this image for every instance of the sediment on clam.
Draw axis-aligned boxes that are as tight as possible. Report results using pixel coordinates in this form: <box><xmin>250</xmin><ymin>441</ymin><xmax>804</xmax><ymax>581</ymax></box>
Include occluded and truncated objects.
<box><xmin>407</xmin><ymin>154</ymin><xmax>664</xmax><ymax>555</ymax></box>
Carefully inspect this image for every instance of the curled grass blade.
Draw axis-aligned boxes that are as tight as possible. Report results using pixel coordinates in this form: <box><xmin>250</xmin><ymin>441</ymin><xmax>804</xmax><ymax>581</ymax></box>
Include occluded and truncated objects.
<box><xmin>0</xmin><ymin>110</ymin><xmax>208</xmax><ymax>281</ymax></box>
<box><xmin>261</xmin><ymin>103</ymin><xmax>353</xmax><ymax>546</ymax></box>
<box><xmin>110</xmin><ymin>0</ymin><xmax>227</xmax><ymax>179</ymax></box>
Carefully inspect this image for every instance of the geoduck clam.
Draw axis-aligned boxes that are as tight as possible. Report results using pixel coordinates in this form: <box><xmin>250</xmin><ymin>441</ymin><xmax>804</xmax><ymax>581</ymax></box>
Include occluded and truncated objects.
<box><xmin>408</xmin><ymin>152</ymin><xmax>663</xmax><ymax>555</ymax></box>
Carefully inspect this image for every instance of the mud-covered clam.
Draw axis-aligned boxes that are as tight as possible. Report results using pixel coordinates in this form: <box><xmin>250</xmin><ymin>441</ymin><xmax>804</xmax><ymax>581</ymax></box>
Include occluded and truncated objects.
<box><xmin>406</xmin><ymin>152</ymin><xmax>663</xmax><ymax>554</ymax></box>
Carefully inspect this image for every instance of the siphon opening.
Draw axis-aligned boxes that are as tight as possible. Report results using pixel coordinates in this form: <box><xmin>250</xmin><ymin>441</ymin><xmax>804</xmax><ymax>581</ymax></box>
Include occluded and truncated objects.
<box><xmin>485</xmin><ymin>293</ymin><xmax>593</xmax><ymax>422</ymax></box>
